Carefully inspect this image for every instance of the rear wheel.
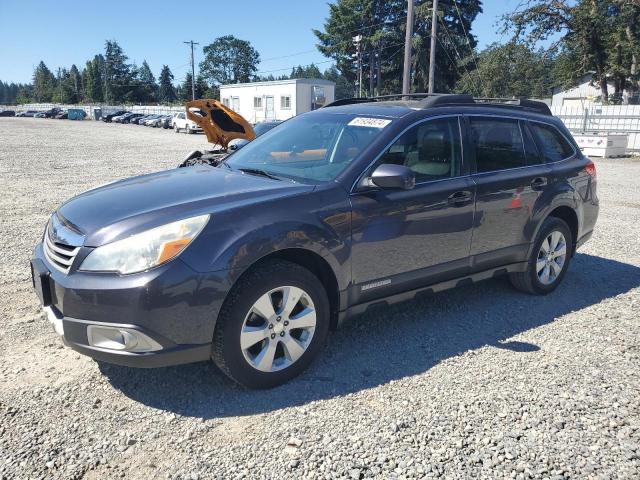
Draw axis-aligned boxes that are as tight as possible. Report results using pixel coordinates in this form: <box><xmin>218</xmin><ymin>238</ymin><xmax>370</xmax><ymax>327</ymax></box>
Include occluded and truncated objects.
<box><xmin>174</xmin><ymin>124</ymin><xmax>179</xmax><ymax>133</ymax></box>
<box><xmin>212</xmin><ymin>259</ymin><xmax>330</xmax><ymax>388</ymax></box>
<box><xmin>510</xmin><ymin>217</ymin><xmax>573</xmax><ymax>295</ymax></box>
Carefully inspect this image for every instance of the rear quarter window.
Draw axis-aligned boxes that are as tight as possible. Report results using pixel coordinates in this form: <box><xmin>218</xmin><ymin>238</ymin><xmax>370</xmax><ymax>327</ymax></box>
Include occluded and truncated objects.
<box><xmin>530</xmin><ymin>123</ymin><xmax>574</xmax><ymax>162</ymax></box>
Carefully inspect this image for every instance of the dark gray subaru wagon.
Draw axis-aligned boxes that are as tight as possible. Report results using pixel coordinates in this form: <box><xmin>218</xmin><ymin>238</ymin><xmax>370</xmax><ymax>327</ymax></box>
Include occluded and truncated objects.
<box><xmin>31</xmin><ymin>94</ymin><xmax>599</xmax><ymax>388</ymax></box>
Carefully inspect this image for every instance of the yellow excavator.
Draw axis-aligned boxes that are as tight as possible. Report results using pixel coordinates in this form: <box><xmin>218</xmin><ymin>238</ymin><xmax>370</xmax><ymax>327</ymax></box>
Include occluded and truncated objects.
<box><xmin>178</xmin><ymin>99</ymin><xmax>257</xmax><ymax>167</ymax></box>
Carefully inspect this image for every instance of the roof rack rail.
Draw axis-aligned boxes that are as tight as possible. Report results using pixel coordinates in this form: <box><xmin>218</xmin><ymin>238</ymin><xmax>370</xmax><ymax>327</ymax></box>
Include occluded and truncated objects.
<box><xmin>471</xmin><ymin>97</ymin><xmax>552</xmax><ymax>115</ymax></box>
<box><xmin>323</xmin><ymin>98</ymin><xmax>373</xmax><ymax>108</ymax></box>
<box><xmin>323</xmin><ymin>93</ymin><xmax>438</xmax><ymax>108</ymax></box>
<box><xmin>323</xmin><ymin>94</ymin><xmax>552</xmax><ymax>116</ymax></box>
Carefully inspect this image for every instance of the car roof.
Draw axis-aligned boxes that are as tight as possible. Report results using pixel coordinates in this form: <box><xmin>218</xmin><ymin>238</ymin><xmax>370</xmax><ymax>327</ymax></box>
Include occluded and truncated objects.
<box><xmin>322</xmin><ymin>94</ymin><xmax>553</xmax><ymax>119</ymax></box>
<box><xmin>317</xmin><ymin>101</ymin><xmax>417</xmax><ymax>118</ymax></box>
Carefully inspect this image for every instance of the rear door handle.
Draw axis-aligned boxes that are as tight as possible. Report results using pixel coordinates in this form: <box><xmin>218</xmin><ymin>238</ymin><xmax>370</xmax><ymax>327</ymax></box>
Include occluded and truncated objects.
<box><xmin>448</xmin><ymin>190</ymin><xmax>472</xmax><ymax>207</ymax></box>
<box><xmin>531</xmin><ymin>177</ymin><xmax>547</xmax><ymax>190</ymax></box>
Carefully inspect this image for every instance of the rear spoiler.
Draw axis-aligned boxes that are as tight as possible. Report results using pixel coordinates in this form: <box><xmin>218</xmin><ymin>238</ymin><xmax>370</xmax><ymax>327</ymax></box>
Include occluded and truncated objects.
<box><xmin>185</xmin><ymin>99</ymin><xmax>256</xmax><ymax>150</ymax></box>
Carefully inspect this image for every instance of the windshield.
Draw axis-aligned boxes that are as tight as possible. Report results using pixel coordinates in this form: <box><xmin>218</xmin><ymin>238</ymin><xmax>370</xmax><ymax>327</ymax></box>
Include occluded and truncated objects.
<box><xmin>225</xmin><ymin>113</ymin><xmax>388</xmax><ymax>183</ymax></box>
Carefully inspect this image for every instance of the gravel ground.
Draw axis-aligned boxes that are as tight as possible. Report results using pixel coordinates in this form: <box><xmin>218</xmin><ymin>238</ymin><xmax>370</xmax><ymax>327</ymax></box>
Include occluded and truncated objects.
<box><xmin>0</xmin><ymin>118</ymin><xmax>639</xmax><ymax>480</ymax></box>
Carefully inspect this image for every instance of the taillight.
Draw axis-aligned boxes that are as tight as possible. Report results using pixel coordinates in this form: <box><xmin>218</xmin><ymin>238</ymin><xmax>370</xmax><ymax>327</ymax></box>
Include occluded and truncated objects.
<box><xmin>585</xmin><ymin>159</ymin><xmax>596</xmax><ymax>178</ymax></box>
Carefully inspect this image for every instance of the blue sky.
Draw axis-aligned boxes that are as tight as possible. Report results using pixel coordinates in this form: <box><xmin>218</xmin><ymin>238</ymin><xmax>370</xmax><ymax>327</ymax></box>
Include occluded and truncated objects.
<box><xmin>0</xmin><ymin>0</ymin><xmax>519</xmax><ymax>84</ymax></box>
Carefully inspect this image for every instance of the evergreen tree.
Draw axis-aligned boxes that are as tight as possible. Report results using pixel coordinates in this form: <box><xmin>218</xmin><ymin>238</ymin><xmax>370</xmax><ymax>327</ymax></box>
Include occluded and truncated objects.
<box><xmin>104</xmin><ymin>40</ymin><xmax>132</xmax><ymax>103</ymax></box>
<box><xmin>314</xmin><ymin>0</ymin><xmax>482</xmax><ymax>94</ymax></box>
<box><xmin>158</xmin><ymin>65</ymin><xmax>177</xmax><ymax>103</ymax></box>
<box><xmin>32</xmin><ymin>61</ymin><xmax>56</xmax><ymax>102</ymax></box>
<box><xmin>136</xmin><ymin>60</ymin><xmax>158</xmax><ymax>103</ymax></box>
<box><xmin>68</xmin><ymin>64</ymin><xmax>82</xmax><ymax>103</ymax></box>
<box><xmin>290</xmin><ymin>64</ymin><xmax>323</xmax><ymax>79</ymax></box>
<box><xmin>177</xmin><ymin>72</ymin><xmax>211</xmax><ymax>100</ymax></box>
<box><xmin>16</xmin><ymin>85</ymin><xmax>33</xmax><ymax>104</ymax></box>
<box><xmin>323</xmin><ymin>65</ymin><xmax>355</xmax><ymax>99</ymax></box>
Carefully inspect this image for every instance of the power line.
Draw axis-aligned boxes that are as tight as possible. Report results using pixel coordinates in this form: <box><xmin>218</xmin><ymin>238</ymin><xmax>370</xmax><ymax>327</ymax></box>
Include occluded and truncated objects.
<box><xmin>453</xmin><ymin>1</ymin><xmax>481</xmax><ymax>76</ymax></box>
<box><xmin>438</xmin><ymin>18</ymin><xmax>483</xmax><ymax>95</ymax></box>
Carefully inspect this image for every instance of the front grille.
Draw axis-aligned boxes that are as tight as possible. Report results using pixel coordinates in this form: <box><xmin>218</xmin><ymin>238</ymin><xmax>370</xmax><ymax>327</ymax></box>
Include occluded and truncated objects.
<box><xmin>44</xmin><ymin>229</ymin><xmax>80</xmax><ymax>274</ymax></box>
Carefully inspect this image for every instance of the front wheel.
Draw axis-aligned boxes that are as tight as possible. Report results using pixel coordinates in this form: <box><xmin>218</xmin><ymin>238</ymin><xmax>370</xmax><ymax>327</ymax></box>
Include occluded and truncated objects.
<box><xmin>174</xmin><ymin>124</ymin><xmax>179</xmax><ymax>133</ymax></box>
<box><xmin>510</xmin><ymin>217</ymin><xmax>573</xmax><ymax>295</ymax></box>
<box><xmin>212</xmin><ymin>259</ymin><xmax>330</xmax><ymax>388</ymax></box>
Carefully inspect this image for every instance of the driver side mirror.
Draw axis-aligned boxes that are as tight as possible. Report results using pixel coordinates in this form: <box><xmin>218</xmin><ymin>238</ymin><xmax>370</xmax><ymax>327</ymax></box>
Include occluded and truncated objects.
<box><xmin>368</xmin><ymin>164</ymin><xmax>416</xmax><ymax>190</ymax></box>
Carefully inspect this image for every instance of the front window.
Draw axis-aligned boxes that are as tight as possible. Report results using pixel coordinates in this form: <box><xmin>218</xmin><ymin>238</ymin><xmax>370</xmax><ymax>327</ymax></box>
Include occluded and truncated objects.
<box><xmin>375</xmin><ymin>117</ymin><xmax>462</xmax><ymax>182</ymax></box>
<box><xmin>225</xmin><ymin>113</ymin><xmax>389</xmax><ymax>183</ymax></box>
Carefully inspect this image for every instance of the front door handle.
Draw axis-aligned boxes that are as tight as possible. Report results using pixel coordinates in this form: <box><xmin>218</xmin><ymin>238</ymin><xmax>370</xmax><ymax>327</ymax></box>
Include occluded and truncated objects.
<box><xmin>531</xmin><ymin>177</ymin><xmax>547</xmax><ymax>190</ymax></box>
<box><xmin>448</xmin><ymin>190</ymin><xmax>472</xmax><ymax>207</ymax></box>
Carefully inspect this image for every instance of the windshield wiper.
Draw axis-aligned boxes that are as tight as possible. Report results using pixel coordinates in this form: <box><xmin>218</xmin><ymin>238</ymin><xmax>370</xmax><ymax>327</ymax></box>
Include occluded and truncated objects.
<box><xmin>238</xmin><ymin>167</ymin><xmax>282</xmax><ymax>181</ymax></box>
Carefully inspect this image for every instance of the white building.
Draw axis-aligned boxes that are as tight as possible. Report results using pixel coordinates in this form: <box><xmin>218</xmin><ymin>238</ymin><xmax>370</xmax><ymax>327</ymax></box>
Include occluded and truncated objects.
<box><xmin>552</xmin><ymin>73</ymin><xmax>620</xmax><ymax>107</ymax></box>
<box><xmin>219</xmin><ymin>78</ymin><xmax>335</xmax><ymax>123</ymax></box>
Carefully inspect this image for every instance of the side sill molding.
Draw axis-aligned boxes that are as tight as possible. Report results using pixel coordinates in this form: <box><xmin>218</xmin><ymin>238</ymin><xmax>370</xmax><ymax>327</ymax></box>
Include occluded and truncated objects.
<box><xmin>337</xmin><ymin>262</ymin><xmax>527</xmax><ymax>326</ymax></box>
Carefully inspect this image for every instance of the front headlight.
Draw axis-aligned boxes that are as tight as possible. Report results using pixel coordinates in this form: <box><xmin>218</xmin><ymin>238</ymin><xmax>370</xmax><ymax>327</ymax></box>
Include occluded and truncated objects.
<box><xmin>80</xmin><ymin>215</ymin><xmax>209</xmax><ymax>274</ymax></box>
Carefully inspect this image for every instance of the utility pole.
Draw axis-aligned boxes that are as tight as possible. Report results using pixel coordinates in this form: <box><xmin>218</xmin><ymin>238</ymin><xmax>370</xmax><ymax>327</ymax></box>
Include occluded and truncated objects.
<box><xmin>376</xmin><ymin>43</ymin><xmax>382</xmax><ymax>96</ymax></box>
<box><xmin>183</xmin><ymin>40</ymin><xmax>199</xmax><ymax>100</ymax></box>
<box><xmin>353</xmin><ymin>35</ymin><xmax>363</xmax><ymax>98</ymax></box>
<box><xmin>103</xmin><ymin>62</ymin><xmax>109</xmax><ymax>105</ymax></box>
<box><xmin>369</xmin><ymin>50</ymin><xmax>374</xmax><ymax>97</ymax></box>
<box><xmin>428</xmin><ymin>0</ymin><xmax>439</xmax><ymax>94</ymax></box>
<box><xmin>402</xmin><ymin>0</ymin><xmax>415</xmax><ymax>96</ymax></box>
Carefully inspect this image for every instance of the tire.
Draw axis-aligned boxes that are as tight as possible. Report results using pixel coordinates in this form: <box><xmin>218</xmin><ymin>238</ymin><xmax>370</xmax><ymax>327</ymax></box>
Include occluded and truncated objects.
<box><xmin>509</xmin><ymin>217</ymin><xmax>573</xmax><ymax>295</ymax></box>
<box><xmin>174</xmin><ymin>124</ymin><xmax>179</xmax><ymax>133</ymax></box>
<box><xmin>212</xmin><ymin>259</ymin><xmax>330</xmax><ymax>388</ymax></box>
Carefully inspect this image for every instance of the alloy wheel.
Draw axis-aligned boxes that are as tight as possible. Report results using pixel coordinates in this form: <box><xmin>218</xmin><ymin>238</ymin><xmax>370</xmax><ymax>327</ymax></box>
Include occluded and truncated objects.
<box><xmin>536</xmin><ymin>230</ymin><xmax>567</xmax><ymax>285</ymax></box>
<box><xmin>240</xmin><ymin>286</ymin><xmax>316</xmax><ymax>372</ymax></box>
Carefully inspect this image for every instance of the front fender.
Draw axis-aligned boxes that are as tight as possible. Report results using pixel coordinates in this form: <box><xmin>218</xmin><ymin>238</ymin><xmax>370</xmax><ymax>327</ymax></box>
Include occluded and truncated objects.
<box><xmin>179</xmin><ymin>187</ymin><xmax>352</xmax><ymax>291</ymax></box>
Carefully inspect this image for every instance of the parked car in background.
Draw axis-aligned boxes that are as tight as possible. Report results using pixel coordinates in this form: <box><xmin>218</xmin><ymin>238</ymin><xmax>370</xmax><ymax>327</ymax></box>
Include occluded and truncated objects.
<box><xmin>172</xmin><ymin>111</ymin><xmax>202</xmax><ymax>134</ymax></box>
<box><xmin>130</xmin><ymin>114</ymin><xmax>151</xmax><ymax>125</ymax></box>
<box><xmin>143</xmin><ymin>114</ymin><xmax>162</xmax><ymax>127</ymax></box>
<box><xmin>44</xmin><ymin>107</ymin><xmax>62</xmax><ymax>118</ymax></box>
<box><xmin>34</xmin><ymin>112</ymin><xmax>47</xmax><ymax>118</ymax></box>
<box><xmin>16</xmin><ymin>110</ymin><xmax>38</xmax><ymax>117</ymax></box>
<box><xmin>122</xmin><ymin>113</ymin><xmax>144</xmax><ymax>124</ymax></box>
<box><xmin>54</xmin><ymin>110</ymin><xmax>68</xmax><ymax>119</ymax></box>
<box><xmin>112</xmin><ymin>112</ymin><xmax>132</xmax><ymax>123</ymax></box>
<box><xmin>0</xmin><ymin>110</ymin><xmax>16</xmax><ymax>117</ymax></box>
<box><xmin>102</xmin><ymin>110</ymin><xmax>128</xmax><ymax>123</ymax></box>
<box><xmin>147</xmin><ymin>115</ymin><xmax>165</xmax><ymax>128</ymax></box>
<box><xmin>160</xmin><ymin>115</ymin><xmax>173</xmax><ymax>129</ymax></box>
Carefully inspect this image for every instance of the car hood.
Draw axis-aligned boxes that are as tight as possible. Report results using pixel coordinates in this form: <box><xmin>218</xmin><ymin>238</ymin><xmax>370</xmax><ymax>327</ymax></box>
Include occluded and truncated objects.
<box><xmin>57</xmin><ymin>166</ymin><xmax>313</xmax><ymax>246</ymax></box>
<box><xmin>186</xmin><ymin>99</ymin><xmax>255</xmax><ymax>150</ymax></box>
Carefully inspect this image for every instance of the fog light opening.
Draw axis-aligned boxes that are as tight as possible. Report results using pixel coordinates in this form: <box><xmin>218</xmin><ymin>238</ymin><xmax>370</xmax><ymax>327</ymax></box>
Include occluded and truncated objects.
<box><xmin>86</xmin><ymin>325</ymin><xmax>162</xmax><ymax>352</ymax></box>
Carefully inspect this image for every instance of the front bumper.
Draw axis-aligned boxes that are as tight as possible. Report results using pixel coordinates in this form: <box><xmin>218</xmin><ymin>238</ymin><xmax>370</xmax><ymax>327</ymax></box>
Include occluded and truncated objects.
<box><xmin>32</xmin><ymin>243</ymin><xmax>233</xmax><ymax>368</ymax></box>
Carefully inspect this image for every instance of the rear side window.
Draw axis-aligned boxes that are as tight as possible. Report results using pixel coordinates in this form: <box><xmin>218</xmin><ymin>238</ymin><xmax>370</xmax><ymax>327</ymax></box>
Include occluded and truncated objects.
<box><xmin>530</xmin><ymin>123</ymin><xmax>574</xmax><ymax>162</ymax></box>
<box><xmin>469</xmin><ymin>118</ymin><xmax>525</xmax><ymax>172</ymax></box>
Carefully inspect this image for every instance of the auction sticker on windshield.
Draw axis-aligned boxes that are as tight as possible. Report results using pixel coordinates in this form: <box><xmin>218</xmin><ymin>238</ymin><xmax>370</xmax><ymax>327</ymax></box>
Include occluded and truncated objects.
<box><xmin>348</xmin><ymin>117</ymin><xmax>392</xmax><ymax>128</ymax></box>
